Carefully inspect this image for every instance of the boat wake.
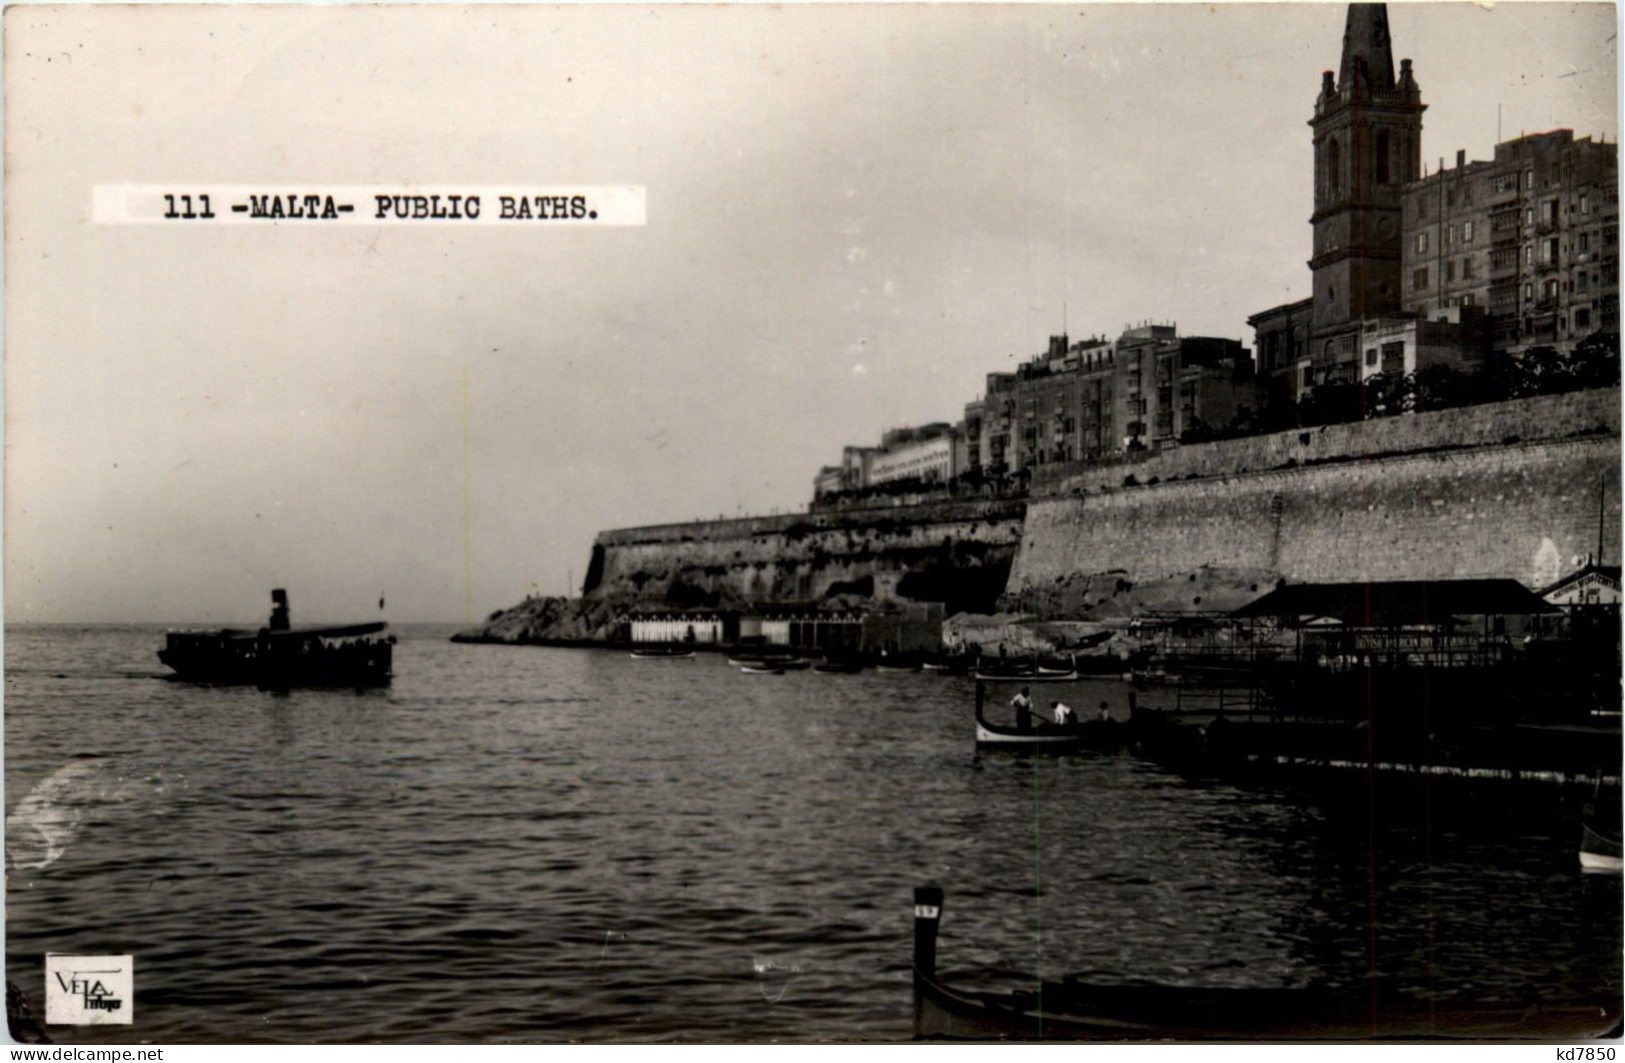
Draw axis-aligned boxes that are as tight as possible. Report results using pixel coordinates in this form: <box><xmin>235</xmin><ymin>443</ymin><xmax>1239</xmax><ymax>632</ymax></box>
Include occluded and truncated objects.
<box><xmin>5</xmin><ymin>758</ymin><xmax>160</xmax><ymax>872</ymax></box>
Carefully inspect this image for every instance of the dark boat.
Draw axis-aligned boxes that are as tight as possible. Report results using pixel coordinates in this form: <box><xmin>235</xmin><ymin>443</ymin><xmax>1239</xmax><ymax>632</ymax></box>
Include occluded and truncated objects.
<box><xmin>912</xmin><ymin>887</ymin><xmax>1619</xmax><ymax>1041</ymax></box>
<box><xmin>973</xmin><ymin>685</ymin><xmax>1118</xmax><ymax>750</ymax></box>
<box><xmin>923</xmin><ymin>654</ymin><xmax>974</xmax><ymax>676</ymax></box>
<box><xmin>815</xmin><ymin>658</ymin><xmax>865</xmax><ymax>674</ymax></box>
<box><xmin>740</xmin><ymin>663</ymin><xmax>786</xmax><ymax>675</ymax></box>
<box><xmin>158</xmin><ymin>589</ymin><xmax>393</xmax><ymax>688</ymax></box>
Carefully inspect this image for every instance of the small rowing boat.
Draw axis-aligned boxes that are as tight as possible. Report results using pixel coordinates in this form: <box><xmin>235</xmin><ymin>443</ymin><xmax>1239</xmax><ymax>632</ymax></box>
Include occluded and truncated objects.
<box><xmin>629</xmin><ymin>646</ymin><xmax>696</xmax><ymax>660</ymax></box>
<box><xmin>974</xmin><ymin>686</ymin><xmax>1112</xmax><ymax>750</ymax></box>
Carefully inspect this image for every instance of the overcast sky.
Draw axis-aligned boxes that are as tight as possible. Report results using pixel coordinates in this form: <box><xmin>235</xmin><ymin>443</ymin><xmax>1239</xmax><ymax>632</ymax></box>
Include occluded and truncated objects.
<box><xmin>5</xmin><ymin>3</ymin><xmax>1617</xmax><ymax>624</ymax></box>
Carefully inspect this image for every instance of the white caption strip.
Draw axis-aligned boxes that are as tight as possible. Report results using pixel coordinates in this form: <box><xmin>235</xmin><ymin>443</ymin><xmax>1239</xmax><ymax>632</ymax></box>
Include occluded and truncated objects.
<box><xmin>92</xmin><ymin>185</ymin><xmax>646</xmax><ymax>225</ymax></box>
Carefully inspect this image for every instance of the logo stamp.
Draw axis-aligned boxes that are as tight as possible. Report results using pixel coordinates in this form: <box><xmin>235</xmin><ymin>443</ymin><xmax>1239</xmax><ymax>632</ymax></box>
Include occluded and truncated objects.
<box><xmin>44</xmin><ymin>954</ymin><xmax>133</xmax><ymax>1025</ymax></box>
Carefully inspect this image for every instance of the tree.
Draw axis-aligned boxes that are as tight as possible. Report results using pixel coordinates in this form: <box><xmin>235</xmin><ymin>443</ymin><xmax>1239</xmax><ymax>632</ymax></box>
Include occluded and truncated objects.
<box><xmin>1569</xmin><ymin>331</ymin><xmax>1621</xmax><ymax>390</ymax></box>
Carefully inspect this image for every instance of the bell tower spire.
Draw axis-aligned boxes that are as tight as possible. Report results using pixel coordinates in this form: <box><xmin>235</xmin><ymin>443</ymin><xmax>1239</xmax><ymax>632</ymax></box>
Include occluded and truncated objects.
<box><xmin>1338</xmin><ymin>3</ymin><xmax>1396</xmax><ymax>94</ymax></box>
<box><xmin>1308</xmin><ymin>3</ymin><xmax>1425</xmax><ymax>370</ymax></box>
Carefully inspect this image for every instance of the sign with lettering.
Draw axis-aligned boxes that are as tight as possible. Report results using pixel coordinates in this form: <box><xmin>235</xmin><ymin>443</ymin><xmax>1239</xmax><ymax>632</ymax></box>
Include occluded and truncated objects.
<box><xmin>44</xmin><ymin>954</ymin><xmax>133</xmax><ymax>1025</ymax></box>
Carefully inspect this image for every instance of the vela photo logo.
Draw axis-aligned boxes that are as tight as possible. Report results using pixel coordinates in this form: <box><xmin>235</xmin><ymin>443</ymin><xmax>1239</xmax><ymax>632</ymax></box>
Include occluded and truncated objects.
<box><xmin>44</xmin><ymin>955</ymin><xmax>133</xmax><ymax>1025</ymax></box>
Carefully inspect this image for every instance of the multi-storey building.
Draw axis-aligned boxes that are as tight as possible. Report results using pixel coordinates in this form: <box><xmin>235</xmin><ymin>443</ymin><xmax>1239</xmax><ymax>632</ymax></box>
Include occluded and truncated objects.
<box><xmin>960</xmin><ymin>326</ymin><xmax>1256</xmax><ymax>475</ymax></box>
<box><xmin>814</xmin><ymin>423</ymin><xmax>965</xmax><ymax>497</ymax></box>
<box><xmin>1403</xmin><ymin>130</ymin><xmax>1619</xmax><ymax>354</ymax></box>
<box><xmin>1247</xmin><ymin>297</ymin><xmax>1315</xmax><ymax>403</ymax></box>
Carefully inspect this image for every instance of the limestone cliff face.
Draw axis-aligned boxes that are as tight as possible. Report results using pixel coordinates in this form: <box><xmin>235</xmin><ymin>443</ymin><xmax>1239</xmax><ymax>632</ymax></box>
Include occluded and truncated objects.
<box><xmin>459</xmin><ymin>389</ymin><xmax>1620</xmax><ymax>643</ymax></box>
<box><xmin>585</xmin><ymin>498</ymin><xmax>1028</xmax><ymax>615</ymax></box>
<box><xmin>454</xmin><ymin>498</ymin><xmax>1027</xmax><ymax>644</ymax></box>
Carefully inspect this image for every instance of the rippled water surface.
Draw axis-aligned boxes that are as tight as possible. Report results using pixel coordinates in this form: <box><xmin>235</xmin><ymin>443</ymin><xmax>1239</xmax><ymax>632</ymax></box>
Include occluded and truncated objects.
<box><xmin>6</xmin><ymin>625</ymin><xmax>1620</xmax><ymax>1042</ymax></box>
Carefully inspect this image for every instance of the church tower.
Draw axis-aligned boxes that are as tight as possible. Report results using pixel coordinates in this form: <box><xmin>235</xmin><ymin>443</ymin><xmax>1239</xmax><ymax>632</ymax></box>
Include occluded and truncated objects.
<box><xmin>1308</xmin><ymin>4</ymin><xmax>1425</xmax><ymax>366</ymax></box>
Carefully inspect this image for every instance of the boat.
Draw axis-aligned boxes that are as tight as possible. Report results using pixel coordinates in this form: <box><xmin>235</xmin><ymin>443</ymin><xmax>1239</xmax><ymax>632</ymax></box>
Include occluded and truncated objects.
<box><xmin>911</xmin><ymin>886</ymin><xmax>1619</xmax><ymax>1041</ymax></box>
<box><xmin>1579</xmin><ymin>822</ymin><xmax>1623</xmax><ymax>873</ymax></box>
<box><xmin>740</xmin><ymin>663</ymin><xmax>786</xmax><ymax>675</ymax></box>
<box><xmin>973</xmin><ymin>659</ymin><xmax>1078</xmax><ymax>683</ymax></box>
<box><xmin>815</xmin><ymin>658</ymin><xmax>865</xmax><ymax>674</ymax></box>
<box><xmin>876</xmin><ymin>658</ymin><xmax>923</xmax><ymax>674</ymax></box>
<box><xmin>158</xmin><ymin>590</ymin><xmax>393</xmax><ymax>688</ymax></box>
<box><xmin>973</xmin><ymin>686</ymin><xmax>1116</xmax><ymax>750</ymax></box>
<box><xmin>629</xmin><ymin>646</ymin><xmax>696</xmax><ymax>660</ymax></box>
<box><xmin>923</xmin><ymin>655</ymin><xmax>974</xmax><ymax>676</ymax></box>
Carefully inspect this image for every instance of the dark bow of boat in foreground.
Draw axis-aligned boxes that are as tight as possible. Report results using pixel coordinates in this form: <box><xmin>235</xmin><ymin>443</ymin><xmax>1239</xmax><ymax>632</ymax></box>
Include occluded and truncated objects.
<box><xmin>159</xmin><ymin>589</ymin><xmax>394</xmax><ymax>688</ymax></box>
<box><xmin>912</xmin><ymin>887</ymin><xmax>1619</xmax><ymax>1041</ymax></box>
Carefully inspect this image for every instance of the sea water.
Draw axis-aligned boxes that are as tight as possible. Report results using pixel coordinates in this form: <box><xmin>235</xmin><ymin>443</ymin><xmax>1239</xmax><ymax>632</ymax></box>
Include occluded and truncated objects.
<box><xmin>5</xmin><ymin>624</ymin><xmax>1620</xmax><ymax>1042</ymax></box>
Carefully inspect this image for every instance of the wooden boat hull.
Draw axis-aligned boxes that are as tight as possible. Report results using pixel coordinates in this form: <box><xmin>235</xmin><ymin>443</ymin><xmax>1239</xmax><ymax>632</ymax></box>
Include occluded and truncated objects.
<box><xmin>629</xmin><ymin>648</ymin><xmax>695</xmax><ymax>659</ymax></box>
<box><xmin>1580</xmin><ymin>822</ymin><xmax>1624</xmax><ymax>874</ymax></box>
<box><xmin>974</xmin><ymin>669</ymin><xmax>1078</xmax><ymax>683</ymax></box>
<box><xmin>974</xmin><ymin>688</ymin><xmax>1122</xmax><ymax>750</ymax></box>
<box><xmin>912</xmin><ymin>887</ymin><xmax>1620</xmax><ymax>1041</ymax></box>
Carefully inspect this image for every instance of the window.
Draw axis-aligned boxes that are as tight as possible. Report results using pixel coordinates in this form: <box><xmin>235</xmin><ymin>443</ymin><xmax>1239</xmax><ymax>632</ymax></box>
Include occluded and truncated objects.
<box><xmin>1462</xmin><ymin>258</ymin><xmax>1474</xmax><ymax>280</ymax></box>
<box><xmin>1381</xmin><ymin>342</ymin><xmax>1405</xmax><ymax>373</ymax></box>
<box><xmin>1525</xmin><ymin>170</ymin><xmax>1534</xmax><ymax>190</ymax></box>
<box><xmin>1579</xmin><ymin>271</ymin><xmax>1589</xmax><ymax>292</ymax></box>
<box><xmin>1416</xmin><ymin>232</ymin><xmax>1429</xmax><ymax>254</ymax></box>
<box><xmin>1581</xmin><ymin>232</ymin><xmax>1591</xmax><ymax>253</ymax></box>
<box><xmin>1327</xmin><ymin>138</ymin><xmax>1341</xmax><ymax>198</ymax></box>
<box><xmin>1541</xmin><ymin>200</ymin><xmax>1557</xmax><ymax>225</ymax></box>
<box><xmin>1376</xmin><ymin>130</ymin><xmax>1391</xmax><ymax>184</ymax></box>
<box><xmin>1445</xmin><ymin>260</ymin><xmax>1455</xmax><ymax>282</ymax></box>
<box><xmin>1413</xmin><ymin>267</ymin><xmax>1429</xmax><ymax>290</ymax></box>
<box><xmin>1577</xmin><ymin>308</ymin><xmax>1592</xmax><ymax>329</ymax></box>
<box><xmin>1544</xmin><ymin>278</ymin><xmax>1559</xmax><ymax>302</ymax></box>
<box><xmin>1461</xmin><ymin>293</ymin><xmax>1475</xmax><ymax>307</ymax></box>
<box><xmin>1463</xmin><ymin>220</ymin><xmax>1474</xmax><ymax>243</ymax></box>
<box><xmin>1581</xmin><ymin>193</ymin><xmax>1590</xmax><ymax>215</ymax></box>
<box><xmin>1365</xmin><ymin>348</ymin><xmax>1379</xmax><ymax>367</ymax></box>
<box><xmin>1524</xmin><ymin>283</ymin><xmax>1533</xmax><ymax>300</ymax></box>
<box><xmin>1416</xmin><ymin>196</ymin><xmax>1428</xmax><ymax>222</ymax></box>
<box><xmin>1542</xmin><ymin>238</ymin><xmax>1558</xmax><ymax>266</ymax></box>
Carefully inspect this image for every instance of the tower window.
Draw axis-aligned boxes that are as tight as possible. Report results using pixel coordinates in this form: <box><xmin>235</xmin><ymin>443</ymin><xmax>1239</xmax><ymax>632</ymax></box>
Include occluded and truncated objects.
<box><xmin>1376</xmin><ymin>130</ymin><xmax>1391</xmax><ymax>184</ymax></box>
<box><xmin>1327</xmin><ymin>137</ymin><xmax>1342</xmax><ymax>198</ymax></box>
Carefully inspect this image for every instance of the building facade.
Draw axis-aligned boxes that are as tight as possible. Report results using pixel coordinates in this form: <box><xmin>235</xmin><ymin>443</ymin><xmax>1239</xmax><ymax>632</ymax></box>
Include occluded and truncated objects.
<box><xmin>960</xmin><ymin>327</ymin><xmax>1257</xmax><ymax>474</ymax></box>
<box><xmin>1402</xmin><ymin>130</ymin><xmax>1619</xmax><ymax>354</ymax></box>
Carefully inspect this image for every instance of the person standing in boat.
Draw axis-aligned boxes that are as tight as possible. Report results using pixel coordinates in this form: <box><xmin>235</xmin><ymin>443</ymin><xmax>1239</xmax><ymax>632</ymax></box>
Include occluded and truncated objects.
<box><xmin>1010</xmin><ymin>687</ymin><xmax>1034</xmax><ymax>730</ymax></box>
<box><xmin>1051</xmin><ymin>700</ymin><xmax>1076</xmax><ymax>726</ymax></box>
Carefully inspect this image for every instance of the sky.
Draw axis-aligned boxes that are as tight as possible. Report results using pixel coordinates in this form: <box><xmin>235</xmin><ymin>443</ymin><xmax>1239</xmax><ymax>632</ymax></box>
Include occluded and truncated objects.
<box><xmin>4</xmin><ymin>2</ymin><xmax>1618</xmax><ymax>624</ymax></box>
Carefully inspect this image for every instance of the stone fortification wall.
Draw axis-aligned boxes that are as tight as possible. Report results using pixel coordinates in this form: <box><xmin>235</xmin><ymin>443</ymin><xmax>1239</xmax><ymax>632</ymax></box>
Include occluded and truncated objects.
<box><xmin>1031</xmin><ymin>388</ymin><xmax>1619</xmax><ymax>497</ymax></box>
<box><xmin>587</xmin><ymin>497</ymin><xmax>1027</xmax><ymax>615</ymax></box>
<box><xmin>1008</xmin><ymin>434</ymin><xmax>1621</xmax><ymax>618</ymax></box>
